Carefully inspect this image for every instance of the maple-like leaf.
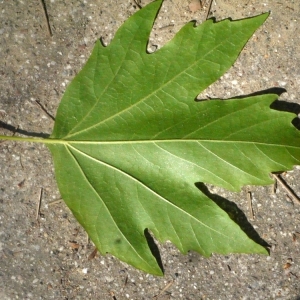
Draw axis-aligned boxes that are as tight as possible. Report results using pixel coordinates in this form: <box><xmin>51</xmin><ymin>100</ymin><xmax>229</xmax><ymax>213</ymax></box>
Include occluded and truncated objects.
<box><xmin>2</xmin><ymin>0</ymin><xmax>300</xmax><ymax>275</ymax></box>
<box><xmin>47</xmin><ymin>0</ymin><xmax>281</xmax><ymax>274</ymax></box>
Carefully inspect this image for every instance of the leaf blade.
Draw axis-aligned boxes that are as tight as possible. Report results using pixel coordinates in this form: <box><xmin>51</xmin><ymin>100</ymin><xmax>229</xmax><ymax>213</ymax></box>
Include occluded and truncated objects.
<box><xmin>51</xmin><ymin>5</ymin><xmax>269</xmax><ymax>141</ymax></box>
<box><xmin>51</xmin><ymin>0</ymin><xmax>164</xmax><ymax>139</ymax></box>
<box><xmin>48</xmin><ymin>140</ymin><xmax>268</xmax><ymax>275</ymax></box>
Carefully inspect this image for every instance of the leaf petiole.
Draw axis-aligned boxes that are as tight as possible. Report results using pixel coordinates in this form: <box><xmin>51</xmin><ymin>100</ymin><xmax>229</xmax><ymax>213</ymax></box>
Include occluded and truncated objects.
<box><xmin>0</xmin><ymin>135</ymin><xmax>63</xmax><ymax>144</ymax></box>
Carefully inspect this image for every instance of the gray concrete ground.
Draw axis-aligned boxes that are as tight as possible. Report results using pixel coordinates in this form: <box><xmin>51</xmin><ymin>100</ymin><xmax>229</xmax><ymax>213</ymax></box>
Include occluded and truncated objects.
<box><xmin>0</xmin><ymin>0</ymin><xmax>300</xmax><ymax>299</ymax></box>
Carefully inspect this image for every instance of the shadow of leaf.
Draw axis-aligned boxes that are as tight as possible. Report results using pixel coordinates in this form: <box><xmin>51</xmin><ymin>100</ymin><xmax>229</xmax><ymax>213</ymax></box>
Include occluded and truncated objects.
<box><xmin>144</xmin><ymin>229</ymin><xmax>164</xmax><ymax>274</ymax></box>
<box><xmin>195</xmin><ymin>182</ymin><xmax>270</xmax><ymax>250</ymax></box>
<box><xmin>0</xmin><ymin>121</ymin><xmax>49</xmax><ymax>138</ymax></box>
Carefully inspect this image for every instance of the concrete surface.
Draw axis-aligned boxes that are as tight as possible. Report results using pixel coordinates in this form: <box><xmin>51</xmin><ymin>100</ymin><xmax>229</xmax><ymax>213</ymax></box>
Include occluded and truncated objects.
<box><xmin>0</xmin><ymin>0</ymin><xmax>300</xmax><ymax>299</ymax></box>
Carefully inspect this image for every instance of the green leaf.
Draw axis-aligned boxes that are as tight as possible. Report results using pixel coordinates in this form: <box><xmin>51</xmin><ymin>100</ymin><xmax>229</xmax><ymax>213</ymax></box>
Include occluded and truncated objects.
<box><xmin>42</xmin><ymin>0</ymin><xmax>300</xmax><ymax>274</ymax></box>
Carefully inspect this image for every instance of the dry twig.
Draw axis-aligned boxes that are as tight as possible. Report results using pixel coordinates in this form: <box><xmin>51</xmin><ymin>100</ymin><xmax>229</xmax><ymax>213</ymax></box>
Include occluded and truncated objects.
<box><xmin>273</xmin><ymin>173</ymin><xmax>300</xmax><ymax>204</ymax></box>
<box><xmin>36</xmin><ymin>187</ymin><xmax>43</xmax><ymax>220</ymax></box>
<box><xmin>206</xmin><ymin>0</ymin><xmax>213</xmax><ymax>20</ymax></box>
<box><xmin>247</xmin><ymin>191</ymin><xmax>255</xmax><ymax>220</ymax></box>
<box><xmin>133</xmin><ymin>0</ymin><xmax>142</xmax><ymax>9</ymax></box>
<box><xmin>35</xmin><ymin>100</ymin><xmax>55</xmax><ymax>121</ymax></box>
<box><xmin>48</xmin><ymin>199</ymin><xmax>62</xmax><ymax>206</ymax></box>
<box><xmin>38</xmin><ymin>0</ymin><xmax>53</xmax><ymax>37</ymax></box>
<box><xmin>153</xmin><ymin>280</ymin><xmax>174</xmax><ymax>299</ymax></box>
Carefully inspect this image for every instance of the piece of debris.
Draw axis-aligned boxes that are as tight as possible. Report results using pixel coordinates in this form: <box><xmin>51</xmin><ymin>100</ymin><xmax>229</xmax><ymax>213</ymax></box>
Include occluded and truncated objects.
<box><xmin>189</xmin><ymin>0</ymin><xmax>202</xmax><ymax>13</ymax></box>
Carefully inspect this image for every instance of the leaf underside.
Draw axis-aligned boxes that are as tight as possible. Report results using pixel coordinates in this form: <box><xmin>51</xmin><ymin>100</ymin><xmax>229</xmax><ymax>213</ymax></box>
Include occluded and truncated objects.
<box><xmin>46</xmin><ymin>0</ymin><xmax>300</xmax><ymax>274</ymax></box>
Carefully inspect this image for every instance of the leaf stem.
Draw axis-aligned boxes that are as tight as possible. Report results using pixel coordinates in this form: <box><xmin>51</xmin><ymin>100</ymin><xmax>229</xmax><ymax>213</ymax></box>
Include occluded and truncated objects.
<box><xmin>0</xmin><ymin>135</ymin><xmax>64</xmax><ymax>144</ymax></box>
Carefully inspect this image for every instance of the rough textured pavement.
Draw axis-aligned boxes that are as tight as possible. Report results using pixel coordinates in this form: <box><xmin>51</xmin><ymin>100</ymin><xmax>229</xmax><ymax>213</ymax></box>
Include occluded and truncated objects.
<box><xmin>0</xmin><ymin>0</ymin><xmax>300</xmax><ymax>299</ymax></box>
